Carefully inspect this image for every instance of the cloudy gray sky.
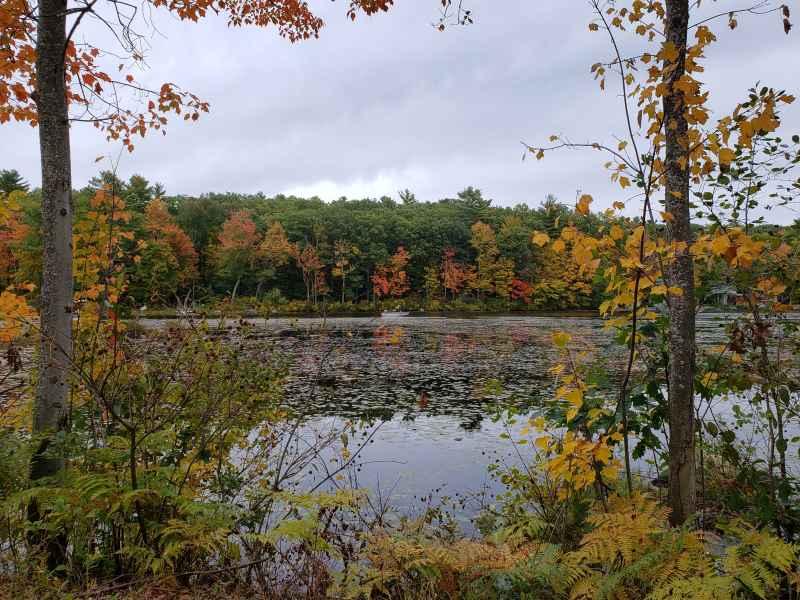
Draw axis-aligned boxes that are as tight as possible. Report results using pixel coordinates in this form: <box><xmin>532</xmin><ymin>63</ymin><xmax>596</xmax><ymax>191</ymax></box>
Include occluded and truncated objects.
<box><xmin>3</xmin><ymin>1</ymin><xmax>799</xmax><ymax>217</ymax></box>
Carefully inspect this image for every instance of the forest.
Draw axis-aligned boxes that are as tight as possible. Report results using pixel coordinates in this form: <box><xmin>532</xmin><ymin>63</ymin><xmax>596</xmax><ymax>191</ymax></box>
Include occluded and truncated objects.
<box><xmin>4</xmin><ymin>169</ymin><xmax>799</xmax><ymax>315</ymax></box>
<box><xmin>1</xmin><ymin>171</ymin><xmax>607</xmax><ymax>312</ymax></box>
<box><xmin>2</xmin><ymin>0</ymin><xmax>800</xmax><ymax>599</ymax></box>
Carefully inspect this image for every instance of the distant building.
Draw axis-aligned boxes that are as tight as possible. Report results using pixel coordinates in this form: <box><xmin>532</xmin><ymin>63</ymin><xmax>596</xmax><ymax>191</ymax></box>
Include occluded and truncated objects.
<box><xmin>707</xmin><ymin>284</ymin><xmax>740</xmax><ymax>306</ymax></box>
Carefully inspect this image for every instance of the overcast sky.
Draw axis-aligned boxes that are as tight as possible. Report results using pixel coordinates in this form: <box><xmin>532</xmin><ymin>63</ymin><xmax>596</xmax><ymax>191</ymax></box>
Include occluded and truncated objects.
<box><xmin>3</xmin><ymin>1</ymin><xmax>799</xmax><ymax>217</ymax></box>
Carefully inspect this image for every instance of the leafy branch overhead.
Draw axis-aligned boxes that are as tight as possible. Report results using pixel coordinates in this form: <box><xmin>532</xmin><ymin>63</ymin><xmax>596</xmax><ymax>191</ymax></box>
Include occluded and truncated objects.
<box><xmin>0</xmin><ymin>0</ymin><xmax>395</xmax><ymax>150</ymax></box>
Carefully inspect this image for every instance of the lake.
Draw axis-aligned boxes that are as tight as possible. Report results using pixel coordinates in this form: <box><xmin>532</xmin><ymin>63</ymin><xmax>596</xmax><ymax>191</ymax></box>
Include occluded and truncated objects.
<box><xmin>141</xmin><ymin>312</ymin><xmax>743</xmax><ymax>527</ymax></box>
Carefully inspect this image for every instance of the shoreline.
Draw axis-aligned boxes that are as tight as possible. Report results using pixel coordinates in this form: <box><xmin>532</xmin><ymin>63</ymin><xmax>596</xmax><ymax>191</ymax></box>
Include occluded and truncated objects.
<box><xmin>130</xmin><ymin>305</ymin><xmax>757</xmax><ymax>321</ymax></box>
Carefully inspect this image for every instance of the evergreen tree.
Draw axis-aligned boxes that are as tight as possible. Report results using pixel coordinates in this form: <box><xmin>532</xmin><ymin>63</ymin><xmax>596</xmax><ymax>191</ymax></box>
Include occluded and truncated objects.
<box><xmin>0</xmin><ymin>170</ymin><xmax>29</xmax><ymax>194</ymax></box>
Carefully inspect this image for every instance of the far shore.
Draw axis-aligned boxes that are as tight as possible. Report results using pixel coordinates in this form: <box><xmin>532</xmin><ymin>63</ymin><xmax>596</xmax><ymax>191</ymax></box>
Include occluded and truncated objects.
<box><xmin>129</xmin><ymin>305</ymin><xmax>765</xmax><ymax>321</ymax></box>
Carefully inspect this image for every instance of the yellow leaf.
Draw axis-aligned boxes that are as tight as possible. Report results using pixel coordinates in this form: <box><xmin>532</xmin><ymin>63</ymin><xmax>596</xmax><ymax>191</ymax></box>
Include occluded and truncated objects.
<box><xmin>572</xmin><ymin>243</ymin><xmax>593</xmax><ymax>267</ymax></box>
<box><xmin>610</xmin><ymin>225</ymin><xmax>624</xmax><ymax>241</ymax></box>
<box><xmin>576</xmin><ymin>194</ymin><xmax>593</xmax><ymax>215</ymax></box>
<box><xmin>718</xmin><ymin>147</ymin><xmax>736</xmax><ymax>167</ymax></box>
<box><xmin>566</xmin><ymin>388</ymin><xmax>583</xmax><ymax>408</ymax></box>
<box><xmin>659</xmin><ymin>41</ymin><xmax>679</xmax><ymax>62</ymax></box>
<box><xmin>552</xmin><ymin>239</ymin><xmax>566</xmax><ymax>253</ymax></box>
<box><xmin>710</xmin><ymin>234</ymin><xmax>731</xmax><ymax>256</ymax></box>
<box><xmin>601</xmin><ymin>465</ymin><xmax>618</xmax><ymax>481</ymax></box>
<box><xmin>552</xmin><ymin>332</ymin><xmax>571</xmax><ymax>348</ymax></box>
<box><xmin>757</xmin><ymin>278</ymin><xmax>787</xmax><ymax>296</ymax></box>
<box><xmin>593</xmin><ymin>445</ymin><xmax>612</xmax><ymax>463</ymax></box>
<box><xmin>0</xmin><ymin>291</ymin><xmax>36</xmax><ymax>343</ymax></box>
<box><xmin>532</xmin><ymin>231</ymin><xmax>550</xmax><ymax>247</ymax></box>
<box><xmin>561</xmin><ymin>227</ymin><xmax>577</xmax><ymax>241</ymax></box>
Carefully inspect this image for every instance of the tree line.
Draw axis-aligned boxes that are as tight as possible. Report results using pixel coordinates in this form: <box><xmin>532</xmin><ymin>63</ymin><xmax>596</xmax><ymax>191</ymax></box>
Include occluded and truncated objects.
<box><xmin>1</xmin><ymin>169</ymin><xmax>613</xmax><ymax>311</ymax></box>
<box><xmin>4</xmin><ymin>167</ymin><xmax>797</xmax><ymax>315</ymax></box>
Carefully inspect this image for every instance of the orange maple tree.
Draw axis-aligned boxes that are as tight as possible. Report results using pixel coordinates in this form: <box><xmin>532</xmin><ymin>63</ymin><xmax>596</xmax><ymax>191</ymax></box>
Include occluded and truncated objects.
<box><xmin>372</xmin><ymin>245</ymin><xmax>410</xmax><ymax>299</ymax></box>
<box><xmin>144</xmin><ymin>199</ymin><xmax>199</xmax><ymax>287</ymax></box>
<box><xmin>0</xmin><ymin>0</ymin><xmax>395</xmax><ymax>150</ymax></box>
<box><xmin>213</xmin><ymin>209</ymin><xmax>262</xmax><ymax>296</ymax></box>
<box><xmin>441</xmin><ymin>247</ymin><xmax>467</xmax><ymax>300</ymax></box>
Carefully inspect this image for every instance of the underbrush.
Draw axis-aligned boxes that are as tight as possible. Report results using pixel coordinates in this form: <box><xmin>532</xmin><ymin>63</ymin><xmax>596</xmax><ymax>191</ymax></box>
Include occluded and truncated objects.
<box><xmin>339</xmin><ymin>493</ymin><xmax>799</xmax><ymax>600</ymax></box>
<box><xmin>1</xmin><ymin>317</ymin><xmax>799</xmax><ymax>599</ymax></box>
<box><xmin>4</xmin><ymin>484</ymin><xmax>798</xmax><ymax>599</ymax></box>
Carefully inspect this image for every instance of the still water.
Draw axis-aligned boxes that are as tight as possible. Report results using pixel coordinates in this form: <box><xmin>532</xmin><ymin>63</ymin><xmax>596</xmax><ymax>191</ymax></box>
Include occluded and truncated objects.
<box><xmin>146</xmin><ymin>313</ymin><xmax>740</xmax><ymax>523</ymax></box>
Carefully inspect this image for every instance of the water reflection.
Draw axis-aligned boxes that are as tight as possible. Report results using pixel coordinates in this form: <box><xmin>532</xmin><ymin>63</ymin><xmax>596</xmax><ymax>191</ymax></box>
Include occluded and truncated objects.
<box><xmin>272</xmin><ymin>315</ymin><xmax>616</xmax><ymax>426</ymax></box>
<box><xmin>140</xmin><ymin>312</ymin><xmax>773</xmax><ymax>523</ymax></box>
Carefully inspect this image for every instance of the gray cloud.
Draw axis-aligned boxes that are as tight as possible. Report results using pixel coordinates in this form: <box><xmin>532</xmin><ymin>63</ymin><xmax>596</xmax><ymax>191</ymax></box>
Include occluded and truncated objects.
<box><xmin>2</xmin><ymin>1</ymin><xmax>798</xmax><ymax>219</ymax></box>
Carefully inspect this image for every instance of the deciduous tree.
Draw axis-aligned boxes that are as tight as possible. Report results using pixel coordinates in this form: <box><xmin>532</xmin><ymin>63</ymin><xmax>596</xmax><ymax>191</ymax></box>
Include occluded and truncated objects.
<box><xmin>294</xmin><ymin>243</ymin><xmax>324</xmax><ymax>304</ymax></box>
<box><xmin>141</xmin><ymin>199</ymin><xmax>199</xmax><ymax>294</ymax></box>
<box><xmin>526</xmin><ymin>0</ymin><xmax>792</xmax><ymax>525</ymax></box>
<box><xmin>441</xmin><ymin>248</ymin><xmax>467</xmax><ymax>300</ymax></box>
<box><xmin>469</xmin><ymin>221</ymin><xmax>499</xmax><ymax>300</ymax></box>
<box><xmin>423</xmin><ymin>264</ymin><xmax>441</xmax><ymax>303</ymax></box>
<box><xmin>0</xmin><ymin>0</ymin><xmax>397</xmax><ymax>507</ymax></box>
<box><xmin>372</xmin><ymin>245</ymin><xmax>410</xmax><ymax>300</ymax></box>
<box><xmin>332</xmin><ymin>240</ymin><xmax>359</xmax><ymax>303</ymax></box>
<box><xmin>213</xmin><ymin>209</ymin><xmax>261</xmax><ymax>298</ymax></box>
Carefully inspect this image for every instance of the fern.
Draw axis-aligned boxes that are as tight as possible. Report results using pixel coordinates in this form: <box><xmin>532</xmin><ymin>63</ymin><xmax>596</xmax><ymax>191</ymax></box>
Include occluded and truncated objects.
<box><xmin>351</xmin><ymin>526</ymin><xmax>542</xmax><ymax>599</ymax></box>
<box><xmin>561</xmin><ymin>493</ymin><xmax>698</xmax><ymax>599</ymax></box>
<box><xmin>558</xmin><ymin>495</ymin><xmax>800</xmax><ymax>600</ymax></box>
<box><xmin>717</xmin><ymin>521</ymin><xmax>799</xmax><ymax>600</ymax></box>
<box><xmin>646</xmin><ymin>576</ymin><xmax>736</xmax><ymax>600</ymax></box>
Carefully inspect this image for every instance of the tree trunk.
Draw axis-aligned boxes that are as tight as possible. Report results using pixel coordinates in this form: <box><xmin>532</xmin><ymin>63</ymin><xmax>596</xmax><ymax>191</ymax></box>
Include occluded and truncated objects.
<box><xmin>663</xmin><ymin>0</ymin><xmax>696</xmax><ymax>526</ymax></box>
<box><xmin>31</xmin><ymin>0</ymin><xmax>73</xmax><ymax>483</ymax></box>
<box><xmin>28</xmin><ymin>0</ymin><xmax>72</xmax><ymax>569</ymax></box>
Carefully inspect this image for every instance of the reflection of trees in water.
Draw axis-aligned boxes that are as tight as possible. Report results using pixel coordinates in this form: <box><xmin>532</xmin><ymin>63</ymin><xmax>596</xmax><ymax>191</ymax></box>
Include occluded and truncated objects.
<box><xmin>440</xmin><ymin>333</ymin><xmax>468</xmax><ymax>363</ymax></box>
<box><xmin>272</xmin><ymin>323</ymin><xmax>566</xmax><ymax>427</ymax></box>
<box><xmin>459</xmin><ymin>413</ymin><xmax>485</xmax><ymax>431</ymax></box>
<box><xmin>160</xmin><ymin>315</ymin><xmax>754</xmax><ymax>428</ymax></box>
<box><xmin>206</xmin><ymin>316</ymin><xmax>644</xmax><ymax>428</ymax></box>
<box><xmin>369</xmin><ymin>325</ymin><xmax>411</xmax><ymax>379</ymax></box>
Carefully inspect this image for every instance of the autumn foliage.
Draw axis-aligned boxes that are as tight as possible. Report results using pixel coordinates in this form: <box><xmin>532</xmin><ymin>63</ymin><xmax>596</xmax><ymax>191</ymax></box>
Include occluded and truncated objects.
<box><xmin>145</xmin><ymin>200</ymin><xmax>199</xmax><ymax>286</ymax></box>
<box><xmin>0</xmin><ymin>0</ymin><xmax>395</xmax><ymax>150</ymax></box>
<box><xmin>372</xmin><ymin>246</ymin><xmax>410</xmax><ymax>299</ymax></box>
